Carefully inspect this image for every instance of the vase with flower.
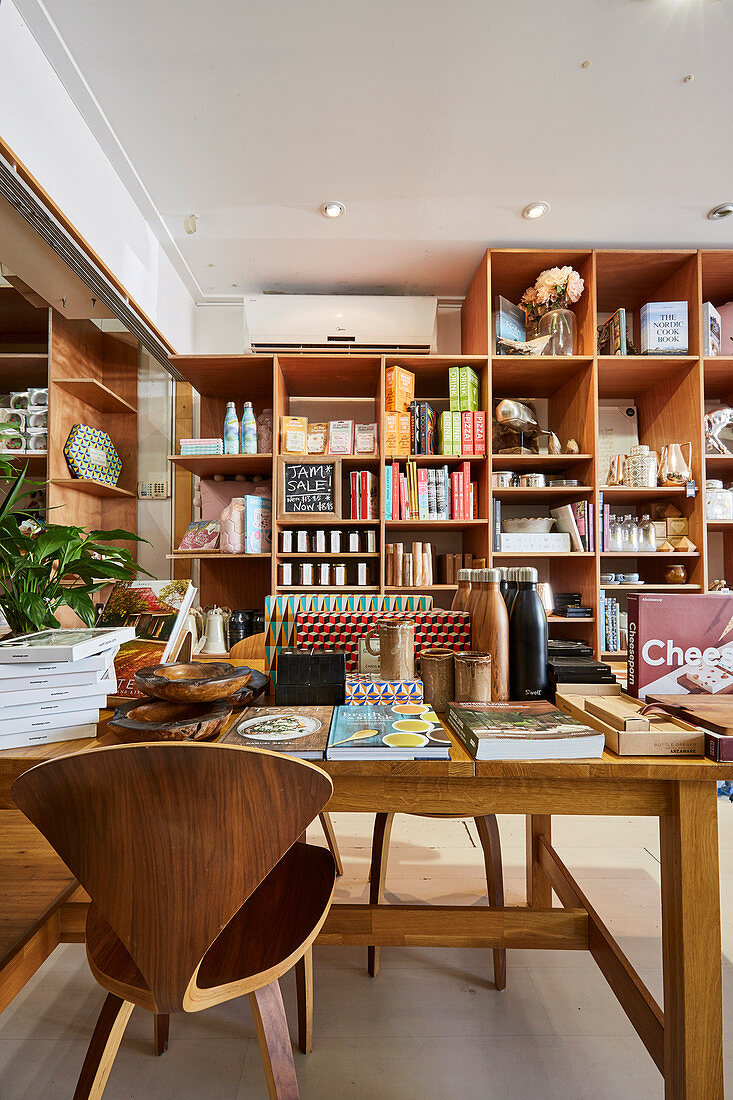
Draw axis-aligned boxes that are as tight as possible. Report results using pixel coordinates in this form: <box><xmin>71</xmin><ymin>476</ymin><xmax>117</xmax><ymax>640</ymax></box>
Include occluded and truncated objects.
<box><xmin>520</xmin><ymin>266</ymin><xmax>584</xmax><ymax>355</ymax></box>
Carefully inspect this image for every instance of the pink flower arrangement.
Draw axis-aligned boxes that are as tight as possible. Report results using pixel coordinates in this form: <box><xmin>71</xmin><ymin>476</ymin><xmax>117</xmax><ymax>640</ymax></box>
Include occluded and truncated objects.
<box><xmin>532</xmin><ymin>266</ymin><xmax>584</xmax><ymax>309</ymax></box>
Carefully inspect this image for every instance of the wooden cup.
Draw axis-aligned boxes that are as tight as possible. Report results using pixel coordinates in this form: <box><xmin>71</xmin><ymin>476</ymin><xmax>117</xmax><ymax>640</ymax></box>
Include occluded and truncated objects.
<box><xmin>454</xmin><ymin>651</ymin><xmax>492</xmax><ymax>703</ymax></box>
<box><xmin>420</xmin><ymin>648</ymin><xmax>455</xmax><ymax>713</ymax></box>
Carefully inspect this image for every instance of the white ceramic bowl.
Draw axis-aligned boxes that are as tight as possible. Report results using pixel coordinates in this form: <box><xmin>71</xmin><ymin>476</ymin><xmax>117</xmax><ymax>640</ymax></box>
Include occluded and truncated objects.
<box><xmin>501</xmin><ymin>517</ymin><xmax>556</xmax><ymax>534</ymax></box>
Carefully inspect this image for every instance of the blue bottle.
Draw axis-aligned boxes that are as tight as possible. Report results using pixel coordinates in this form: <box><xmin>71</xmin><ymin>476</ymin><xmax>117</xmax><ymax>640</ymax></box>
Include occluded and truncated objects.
<box><xmin>224</xmin><ymin>402</ymin><xmax>240</xmax><ymax>455</ymax></box>
<box><xmin>240</xmin><ymin>401</ymin><xmax>257</xmax><ymax>455</ymax></box>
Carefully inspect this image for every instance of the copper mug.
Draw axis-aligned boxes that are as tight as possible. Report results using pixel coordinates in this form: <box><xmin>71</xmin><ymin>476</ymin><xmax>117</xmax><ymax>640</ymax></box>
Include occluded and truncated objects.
<box><xmin>365</xmin><ymin>618</ymin><xmax>415</xmax><ymax>680</ymax></box>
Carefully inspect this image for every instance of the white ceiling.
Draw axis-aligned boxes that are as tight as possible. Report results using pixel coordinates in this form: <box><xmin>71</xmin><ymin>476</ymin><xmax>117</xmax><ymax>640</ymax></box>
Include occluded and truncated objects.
<box><xmin>15</xmin><ymin>0</ymin><xmax>733</xmax><ymax>301</ymax></box>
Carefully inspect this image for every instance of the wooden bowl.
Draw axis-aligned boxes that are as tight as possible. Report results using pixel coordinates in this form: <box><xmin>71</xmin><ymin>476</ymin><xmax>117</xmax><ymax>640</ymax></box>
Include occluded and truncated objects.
<box><xmin>107</xmin><ymin>699</ymin><xmax>233</xmax><ymax>743</ymax></box>
<box><xmin>135</xmin><ymin>661</ymin><xmax>252</xmax><ymax>703</ymax></box>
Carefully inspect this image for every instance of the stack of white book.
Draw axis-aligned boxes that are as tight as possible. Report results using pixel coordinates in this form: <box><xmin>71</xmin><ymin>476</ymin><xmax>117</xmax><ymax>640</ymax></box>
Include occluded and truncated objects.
<box><xmin>0</xmin><ymin>627</ymin><xmax>136</xmax><ymax>751</ymax></box>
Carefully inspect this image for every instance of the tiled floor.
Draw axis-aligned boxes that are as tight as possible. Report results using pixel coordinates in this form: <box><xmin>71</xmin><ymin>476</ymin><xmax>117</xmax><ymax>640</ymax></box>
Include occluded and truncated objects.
<box><xmin>2</xmin><ymin>805</ymin><xmax>733</xmax><ymax>1098</ymax></box>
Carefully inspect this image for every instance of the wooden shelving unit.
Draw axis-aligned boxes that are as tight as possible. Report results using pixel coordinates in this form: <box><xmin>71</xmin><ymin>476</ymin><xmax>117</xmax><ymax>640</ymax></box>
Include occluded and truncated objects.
<box><xmin>168</xmin><ymin>247</ymin><xmax>733</xmax><ymax>652</ymax></box>
<box><xmin>0</xmin><ymin>289</ymin><xmax>140</xmax><ymax>549</ymax></box>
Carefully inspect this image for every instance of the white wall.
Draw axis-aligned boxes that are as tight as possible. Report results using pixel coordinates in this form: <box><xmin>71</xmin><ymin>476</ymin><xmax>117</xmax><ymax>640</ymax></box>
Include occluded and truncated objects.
<box><xmin>193</xmin><ymin>304</ymin><xmax>246</xmax><ymax>354</ymax></box>
<box><xmin>0</xmin><ymin>2</ymin><xmax>196</xmax><ymax>352</ymax></box>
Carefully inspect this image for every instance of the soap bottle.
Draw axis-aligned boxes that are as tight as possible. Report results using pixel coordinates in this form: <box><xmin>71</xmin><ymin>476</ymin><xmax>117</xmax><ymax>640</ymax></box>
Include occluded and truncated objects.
<box><xmin>224</xmin><ymin>402</ymin><xmax>240</xmax><ymax>455</ymax></box>
<box><xmin>504</xmin><ymin>567</ymin><xmax>519</xmax><ymax>614</ymax></box>
<box><xmin>240</xmin><ymin>401</ymin><xmax>257</xmax><ymax>455</ymax></box>
<box><xmin>473</xmin><ymin>568</ymin><xmax>510</xmax><ymax>701</ymax></box>
<box><xmin>509</xmin><ymin>566</ymin><xmax>549</xmax><ymax>700</ymax></box>
<box><xmin>451</xmin><ymin>568</ymin><xmax>472</xmax><ymax>612</ymax></box>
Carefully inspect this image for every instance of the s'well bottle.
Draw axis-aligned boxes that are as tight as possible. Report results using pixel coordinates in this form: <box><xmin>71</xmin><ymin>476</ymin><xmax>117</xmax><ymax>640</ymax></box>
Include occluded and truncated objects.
<box><xmin>473</xmin><ymin>568</ymin><xmax>509</xmax><ymax>701</ymax></box>
<box><xmin>240</xmin><ymin>401</ymin><xmax>258</xmax><ymax>454</ymax></box>
<box><xmin>224</xmin><ymin>402</ymin><xmax>240</xmax><ymax>455</ymax></box>
<box><xmin>503</xmin><ymin>567</ymin><xmax>519</xmax><ymax>614</ymax></box>
<box><xmin>509</xmin><ymin>566</ymin><xmax>549</xmax><ymax>700</ymax></box>
<box><xmin>468</xmin><ymin>569</ymin><xmax>487</xmax><ymax>649</ymax></box>
<box><xmin>451</xmin><ymin>568</ymin><xmax>472</xmax><ymax>612</ymax></box>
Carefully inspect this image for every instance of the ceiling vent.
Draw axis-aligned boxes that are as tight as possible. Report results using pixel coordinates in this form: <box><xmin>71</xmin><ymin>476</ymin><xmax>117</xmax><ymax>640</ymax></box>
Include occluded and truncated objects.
<box><xmin>245</xmin><ymin>294</ymin><xmax>438</xmax><ymax>354</ymax></box>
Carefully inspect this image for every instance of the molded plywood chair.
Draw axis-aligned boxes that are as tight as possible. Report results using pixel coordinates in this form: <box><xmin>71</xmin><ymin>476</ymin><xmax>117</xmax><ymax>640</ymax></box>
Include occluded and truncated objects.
<box><xmin>368</xmin><ymin>812</ymin><xmax>506</xmax><ymax>990</ymax></box>
<box><xmin>12</xmin><ymin>742</ymin><xmax>336</xmax><ymax>1100</ymax></box>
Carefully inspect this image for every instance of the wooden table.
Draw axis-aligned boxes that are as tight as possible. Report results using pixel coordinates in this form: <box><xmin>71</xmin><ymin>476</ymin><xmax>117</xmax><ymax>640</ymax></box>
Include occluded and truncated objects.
<box><xmin>0</xmin><ymin>723</ymin><xmax>726</xmax><ymax>1099</ymax></box>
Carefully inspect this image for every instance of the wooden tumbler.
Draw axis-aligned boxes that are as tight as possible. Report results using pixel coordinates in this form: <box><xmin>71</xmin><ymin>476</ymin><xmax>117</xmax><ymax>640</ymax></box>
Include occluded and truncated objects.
<box><xmin>454</xmin><ymin>651</ymin><xmax>492</xmax><ymax>703</ymax></box>
<box><xmin>420</xmin><ymin>648</ymin><xmax>455</xmax><ymax>713</ymax></box>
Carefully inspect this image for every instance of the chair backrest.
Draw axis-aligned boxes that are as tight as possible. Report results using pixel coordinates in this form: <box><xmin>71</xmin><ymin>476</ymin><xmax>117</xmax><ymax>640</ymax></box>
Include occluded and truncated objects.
<box><xmin>12</xmin><ymin>742</ymin><xmax>332</xmax><ymax>1013</ymax></box>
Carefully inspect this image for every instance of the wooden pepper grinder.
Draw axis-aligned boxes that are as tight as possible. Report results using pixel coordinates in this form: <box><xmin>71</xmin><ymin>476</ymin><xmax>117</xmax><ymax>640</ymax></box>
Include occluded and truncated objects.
<box><xmin>473</xmin><ymin>568</ymin><xmax>510</xmax><ymax>701</ymax></box>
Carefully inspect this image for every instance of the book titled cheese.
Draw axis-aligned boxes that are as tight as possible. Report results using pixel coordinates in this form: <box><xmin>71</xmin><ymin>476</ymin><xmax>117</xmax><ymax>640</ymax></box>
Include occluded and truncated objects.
<box><xmin>445</xmin><ymin>701</ymin><xmax>604</xmax><ymax>760</ymax></box>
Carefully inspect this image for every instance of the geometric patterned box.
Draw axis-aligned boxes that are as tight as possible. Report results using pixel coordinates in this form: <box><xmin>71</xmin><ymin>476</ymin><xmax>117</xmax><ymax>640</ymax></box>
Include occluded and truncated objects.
<box><xmin>264</xmin><ymin>594</ymin><xmax>433</xmax><ymax>682</ymax></box>
<box><xmin>345</xmin><ymin>676</ymin><xmax>423</xmax><ymax>705</ymax></box>
<box><xmin>63</xmin><ymin>423</ymin><xmax>122</xmax><ymax>487</ymax></box>
<box><xmin>295</xmin><ymin>609</ymin><xmax>471</xmax><ymax>675</ymax></box>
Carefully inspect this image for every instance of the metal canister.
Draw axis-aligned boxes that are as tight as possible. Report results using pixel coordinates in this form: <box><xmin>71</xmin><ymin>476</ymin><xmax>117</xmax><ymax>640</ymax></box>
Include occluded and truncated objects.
<box><xmin>520</xmin><ymin>473</ymin><xmax>546</xmax><ymax>487</ymax></box>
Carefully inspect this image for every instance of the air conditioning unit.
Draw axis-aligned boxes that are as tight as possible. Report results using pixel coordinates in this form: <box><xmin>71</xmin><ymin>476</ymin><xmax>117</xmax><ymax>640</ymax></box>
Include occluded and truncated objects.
<box><xmin>245</xmin><ymin>295</ymin><xmax>438</xmax><ymax>354</ymax></box>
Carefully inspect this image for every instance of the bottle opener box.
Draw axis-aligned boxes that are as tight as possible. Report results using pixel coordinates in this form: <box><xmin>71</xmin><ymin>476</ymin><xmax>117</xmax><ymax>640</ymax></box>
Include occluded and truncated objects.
<box><xmin>627</xmin><ymin>593</ymin><xmax>733</xmax><ymax>700</ymax></box>
<box><xmin>295</xmin><ymin>609</ymin><xmax>471</xmax><ymax>674</ymax></box>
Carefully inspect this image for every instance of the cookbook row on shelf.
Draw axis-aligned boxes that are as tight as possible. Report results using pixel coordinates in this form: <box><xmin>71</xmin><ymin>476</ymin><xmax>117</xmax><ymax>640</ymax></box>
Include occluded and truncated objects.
<box><xmin>384</xmin><ymin>461</ymin><xmax>477</xmax><ymax>521</ymax></box>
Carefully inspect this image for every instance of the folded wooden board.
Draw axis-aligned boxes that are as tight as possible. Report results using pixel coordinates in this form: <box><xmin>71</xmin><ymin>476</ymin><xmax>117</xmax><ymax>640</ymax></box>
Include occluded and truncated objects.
<box><xmin>643</xmin><ymin>694</ymin><xmax>733</xmax><ymax>736</ymax></box>
<box><xmin>585</xmin><ymin>695</ymin><xmax>651</xmax><ymax>732</ymax></box>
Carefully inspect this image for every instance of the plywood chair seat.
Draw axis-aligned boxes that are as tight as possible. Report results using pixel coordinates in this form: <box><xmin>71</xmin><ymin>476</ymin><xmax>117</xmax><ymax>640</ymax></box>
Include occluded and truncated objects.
<box><xmin>12</xmin><ymin>742</ymin><xmax>336</xmax><ymax>1100</ymax></box>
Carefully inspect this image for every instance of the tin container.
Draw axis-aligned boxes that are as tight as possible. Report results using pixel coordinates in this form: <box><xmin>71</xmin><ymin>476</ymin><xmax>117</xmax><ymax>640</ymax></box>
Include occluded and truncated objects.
<box><xmin>520</xmin><ymin>473</ymin><xmax>546</xmax><ymax>487</ymax></box>
<box><xmin>492</xmin><ymin>471</ymin><xmax>513</xmax><ymax>488</ymax></box>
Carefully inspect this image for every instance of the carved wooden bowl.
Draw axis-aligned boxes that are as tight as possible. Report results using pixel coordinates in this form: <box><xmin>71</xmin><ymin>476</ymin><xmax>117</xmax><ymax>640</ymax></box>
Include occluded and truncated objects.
<box><xmin>107</xmin><ymin>699</ymin><xmax>233</xmax><ymax>743</ymax></box>
<box><xmin>135</xmin><ymin>661</ymin><xmax>252</xmax><ymax>703</ymax></box>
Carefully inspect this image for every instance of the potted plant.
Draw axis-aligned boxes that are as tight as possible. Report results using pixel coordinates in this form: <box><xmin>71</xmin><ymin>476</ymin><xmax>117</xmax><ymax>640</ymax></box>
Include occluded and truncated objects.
<box><xmin>0</xmin><ymin>445</ymin><xmax>148</xmax><ymax>635</ymax></box>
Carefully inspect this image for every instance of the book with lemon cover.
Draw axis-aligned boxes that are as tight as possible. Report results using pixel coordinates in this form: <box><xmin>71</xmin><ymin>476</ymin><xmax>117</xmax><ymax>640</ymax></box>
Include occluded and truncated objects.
<box><xmin>326</xmin><ymin>704</ymin><xmax>451</xmax><ymax>760</ymax></box>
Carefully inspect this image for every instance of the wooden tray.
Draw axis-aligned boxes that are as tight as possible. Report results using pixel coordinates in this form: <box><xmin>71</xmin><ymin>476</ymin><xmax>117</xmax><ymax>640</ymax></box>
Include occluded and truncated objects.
<box><xmin>643</xmin><ymin>694</ymin><xmax>733</xmax><ymax>735</ymax></box>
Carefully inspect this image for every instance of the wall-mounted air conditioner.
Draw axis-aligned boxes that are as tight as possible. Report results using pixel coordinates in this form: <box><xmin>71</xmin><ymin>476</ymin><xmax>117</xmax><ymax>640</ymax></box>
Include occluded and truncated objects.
<box><xmin>245</xmin><ymin>294</ymin><xmax>438</xmax><ymax>354</ymax></box>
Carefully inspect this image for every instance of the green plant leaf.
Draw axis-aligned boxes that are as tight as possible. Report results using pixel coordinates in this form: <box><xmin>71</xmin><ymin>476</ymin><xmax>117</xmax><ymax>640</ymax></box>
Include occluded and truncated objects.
<box><xmin>87</xmin><ymin>529</ymin><xmax>149</xmax><ymax>544</ymax></box>
<box><xmin>34</xmin><ymin>528</ymin><xmax>83</xmax><ymax>562</ymax></box>
<box><xmin>17</xmin><ymin>591</ymin><xmax>51</xmax><ymax>631</ymax></box>
<box><xmin>61</xmin><ymin>586</ymin><xmax>96</xmax><ymax>626</ymax></box>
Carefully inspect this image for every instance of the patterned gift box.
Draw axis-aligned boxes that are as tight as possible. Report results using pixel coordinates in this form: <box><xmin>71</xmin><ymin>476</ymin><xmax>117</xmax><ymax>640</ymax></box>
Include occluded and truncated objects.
<box><xmin>264</xmin><ymin>593</ymin><xmax>433</xmax><ymax>682</ymax></box>
<box><xmin>295</xmin><ymin>610</ymin><xmax>471</xmax><ymax>674</ymax></box>
<box><xmin>64</xmin><ymin>423</ymin><xmax>122</xmax><ymax>487</ymax></box>
<box><xmin>345</xmin><ymin>676</ymin><xmax>424</xmax><ymax>705</ymax></box>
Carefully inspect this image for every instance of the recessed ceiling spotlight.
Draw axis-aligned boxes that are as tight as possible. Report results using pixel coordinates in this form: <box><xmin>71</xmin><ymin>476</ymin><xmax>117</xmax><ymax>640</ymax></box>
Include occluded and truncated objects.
<box><xmin>183</xmin><ymin>214</ymin><xmax>198</xmax><ymax>234</ymax></box>
<box><xmin>709</xmin><ymin>203</ymin><xmax>733</xmax><ymax>220</ymax></box>
<box><xmin>321</xmin><ymin>201</ymin><xmax>345</xmax><ymax>218</ymax></box>
<box><xmin>522</xmin><ymin>202</ymin><xmax>550</xmax><ymax>220</ymax></box>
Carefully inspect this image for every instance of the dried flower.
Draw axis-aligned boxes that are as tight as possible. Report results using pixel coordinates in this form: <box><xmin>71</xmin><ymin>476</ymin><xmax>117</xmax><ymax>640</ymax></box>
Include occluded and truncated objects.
<box><xmin>520</xmin><ymin>286</ymin><xmax>538</xmax><ymax>305</ymax></box>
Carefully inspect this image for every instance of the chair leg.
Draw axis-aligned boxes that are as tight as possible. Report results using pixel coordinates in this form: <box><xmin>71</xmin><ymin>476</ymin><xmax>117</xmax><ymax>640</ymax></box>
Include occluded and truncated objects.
<box><xmin>249</xmin><ymin>980</ymin><xmax>300</xmax><ymax>1100</ymax></box>
<box><xmin>319</xmin><ymin>811</ymin><xmax>343</xmax><ymax>876</ymax></box>
<box><xmin>294</xmin><ymin>946</ymin><xmax>313</xmax><ymax>1054</ymax></box>
<box><xmin>368</xmin><ymin>812</ymin><xmax>395</xmax><ymax>978</ymax></box>
<box><xmin>474</xmin><ymin>814</ymin><xmax>507</xmax><ymax>991</ymax></box>
<box><xmin>154</xmin><ymin>1012</ymin><xmax>169</xmax><ymax>1055</ymax></box>
<box><xmin>73</xmin><ymin>992</ymin><xmax>134</xmax><ymax>1100</ymax></box>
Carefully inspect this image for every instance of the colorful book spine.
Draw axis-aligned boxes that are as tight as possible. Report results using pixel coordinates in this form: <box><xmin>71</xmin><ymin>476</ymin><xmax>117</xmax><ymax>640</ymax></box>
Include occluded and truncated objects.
<box><xmin>384</xmin><ymin>464</ymin><xmax>392</xmax><ymax>521</ymax></box>
<box><xmin>439</xmin><ymin>411</ymin><xmax>452</xmax><ymax>455</ymax></box>
<box><xmin>461</xmin><ymin>461</ymin><xmax>471</xmax><ymax>521</ymax></box>
<box><xmin>449</xmin><ymin>367</ymin><xmax>460</xmax><ymax>411</ymax></box>
<box><xmin>452</xmin><ymin>411</ymin><xmax>462</xmax><ymax>455</ymax></box>
<box><xmin>473</xmin><ymin>411</ymin><xmax>486</xmax><ymax>456</ymax></box>
<box><xmin>417</xmin><ymin>468</ymin><xmax>429</xmax><ymax>520</ymax></box>
<box><xmin>461</xmin><ymin>411</ymin><xmax>473</xmax><ymax>455</ymax></box>
<box><xmin>427</xmin><ymin>468</ymin><xmax>437</xmax><ymax>519</ymax></box>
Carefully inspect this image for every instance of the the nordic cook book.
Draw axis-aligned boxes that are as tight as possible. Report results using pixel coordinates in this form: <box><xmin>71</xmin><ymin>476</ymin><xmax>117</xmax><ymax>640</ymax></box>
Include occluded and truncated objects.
<box><xmin>326</xmin><ymin>704</ymin><xmax>451</xmax><ymax>760</ymax></box>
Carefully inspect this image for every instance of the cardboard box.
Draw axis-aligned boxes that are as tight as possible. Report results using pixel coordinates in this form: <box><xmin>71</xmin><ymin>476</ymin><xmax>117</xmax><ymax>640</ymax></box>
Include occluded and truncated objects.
<box><xmin>385</xmin><ymin>366</ymin><xmax>415</xmax><ymax>413</ymax></box>
<box><xmin>397</xmin><ymin>413</ymin><xmax>411</xmax><ymax>456</ymax></box>
<box><xmin>500</xmin><ymin>532</ymin><xmax>571</xmax><ymax>553</ymax></box>
<box><xmin>556</xmin><ymin>686</ymin><xmax>705</xmax><ymax>756</ymax></box>
<box><xmin>665</xmin><ymin>516</ymin><xmax>689</xmax><ymax>538</ymax></box>
<box><xmin>385</xmin><ymin>412</ymin><xmax>399</xmax><ymax>456</ymax></box>
<box><xmin>627</xmin><ymin>592</ymin><xmax>733</xmax><ymax>700</ymax></box>
<box><xmin>243</xmin><ymin>496</ymin><xmax>272</xmax><ymax>553</ymax></box>
<box><xmin>451</xmin><ymin>411</ymin><xmax>462</xmax><ymax>454</ymax></box>
<box><xmin>439</xmin><ymin>411</ymin><xmax>452</xmax><ymax>455</ymax></box>
<box><xmin>461</xmin><ymin>411</ymin><xmax>473</xmax><ymax>455</ymax></box>
<box><xmin>64</xmin><ymin>424</ymin><xmax>122</xmax><ymax>487</ymax></box>
<box><xmin>296</xmin><ymin>608</ymin><xmax>469</xmax><ymax>674</ymax></box>
<box><xmin>281</xmin><ymin>416</ymin><xmax>308</xmax><ymax>454</ymax></box>
<box><xmin>448</xmin><ymin>367</ymin><xmax>460</xmax><ymax>411</ymax></box>
<box><xmin>474</xmin><ymin>411</ymin><xmax>486</xmax><ymax>456</ymax></box>
<box><xmin>345</xmin><ymin>676</ymin><xmax>424</xmax><ymax>705</ymax></box>
<box><xmin>459</xmin><ymin>366</ymin><xmax>480</xmax><ymax>411</ymax></box>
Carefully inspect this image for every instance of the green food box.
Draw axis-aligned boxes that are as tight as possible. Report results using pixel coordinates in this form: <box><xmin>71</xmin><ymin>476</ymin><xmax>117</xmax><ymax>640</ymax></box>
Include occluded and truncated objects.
<box><xmin>451</xmin><ymin>411</ymin><xmax>462</xmax><ymax>455</ymax></box>
<box><xmin>459</xmin><ymin>366</ymin><xmax>479</xmax><ymax>412</ymax></box>
<box><xmin>448</xmin><ymin>366</ymin><xmax>460</xmax><ymax>411</ymax></box>
<box><xmin>439</xmin><ymin>411</ymin><xmax>452</xmax><ymax>455</ymax></box>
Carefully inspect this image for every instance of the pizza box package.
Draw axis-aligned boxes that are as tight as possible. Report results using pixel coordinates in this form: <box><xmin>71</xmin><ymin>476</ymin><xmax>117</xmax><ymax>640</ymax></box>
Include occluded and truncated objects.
<box><xmin>627</xmin><ymin>593</ymin><xmax>733</xmax><ymax>700</ymax></box>
<box><xmin>296</xmin><ymin>609</ymin><xmax>471</xmax><ymax>674</ymax></box>
<box><xmin>64</xmin><ymin>424</ymin><xmax>122</xmax><ymax>487</ymax></box>
<box><xmin>264</xmin><ymin>594</ymin><xmax>432</xmax><ymax>683</ymax></box>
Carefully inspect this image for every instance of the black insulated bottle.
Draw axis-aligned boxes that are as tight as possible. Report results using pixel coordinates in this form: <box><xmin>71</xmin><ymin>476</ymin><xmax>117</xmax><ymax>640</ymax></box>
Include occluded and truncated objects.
<box><xmin>509</xmin><ymin>566</ymin><xmax>549</xmax><ymax>700</ymax></box>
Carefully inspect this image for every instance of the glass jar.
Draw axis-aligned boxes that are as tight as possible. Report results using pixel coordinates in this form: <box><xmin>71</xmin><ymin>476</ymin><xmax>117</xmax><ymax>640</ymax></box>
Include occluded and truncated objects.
<box><xmin>638</xmin><ymin>514</ymin><xmax>657</xmax><ymax>552</ymax></box>
<box><xmin>538</xmin><ymin>308</ymin><xmax>576</xmax><ymax>356</ymax></box>
<box><xmin>706</xmin><ymin>479</ymin><xmax>733</xmax><ymax>520</ymax></box>
<box><xmin>608</xmin><ymin>514</ymin><xmax>623</xmax><ymax>553</ymax></box>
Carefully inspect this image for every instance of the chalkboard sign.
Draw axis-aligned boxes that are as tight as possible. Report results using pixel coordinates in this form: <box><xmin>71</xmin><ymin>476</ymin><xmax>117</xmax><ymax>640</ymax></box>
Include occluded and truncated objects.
<box><xmin>278</xmin><ymin>457</ymin><xmax>341</xmax><ymax>519</ymax></box>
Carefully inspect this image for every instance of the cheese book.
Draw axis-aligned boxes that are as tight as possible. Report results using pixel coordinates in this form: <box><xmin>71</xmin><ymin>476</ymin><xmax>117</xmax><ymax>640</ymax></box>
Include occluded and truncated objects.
<box><xmin>222</xmin><ymin>706</ymin><xmax>333</xmax><ymax>760</ymax></box>
<box><xmin>445</xmin><ymin>701</ymin><xmax>604</xmax><ymax>760</ymax></box>
<box><xmin>627</xmin><ymin>592</ymin><xmax>733</xmax><ymax>700</ymax></box>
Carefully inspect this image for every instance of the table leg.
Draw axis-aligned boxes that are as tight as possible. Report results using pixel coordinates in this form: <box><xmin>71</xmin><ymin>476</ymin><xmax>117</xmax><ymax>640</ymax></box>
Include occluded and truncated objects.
<box><xmin>660</xmin><ymin>781</ymin><xmax>723</xmax><ymax>1099</ymax></box>
<box><xmin>526</xmin><ymin>815</ymin><xmax>553</xmax><ymax>907</ymax></box>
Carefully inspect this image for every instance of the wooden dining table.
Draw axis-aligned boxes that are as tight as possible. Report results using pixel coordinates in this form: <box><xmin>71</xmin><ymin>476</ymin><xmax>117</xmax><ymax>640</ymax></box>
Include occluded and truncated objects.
<box><xmin>0</xmin><ymin>713</ymin><xmax>727</xmax><ymax>1100</ymax></box>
